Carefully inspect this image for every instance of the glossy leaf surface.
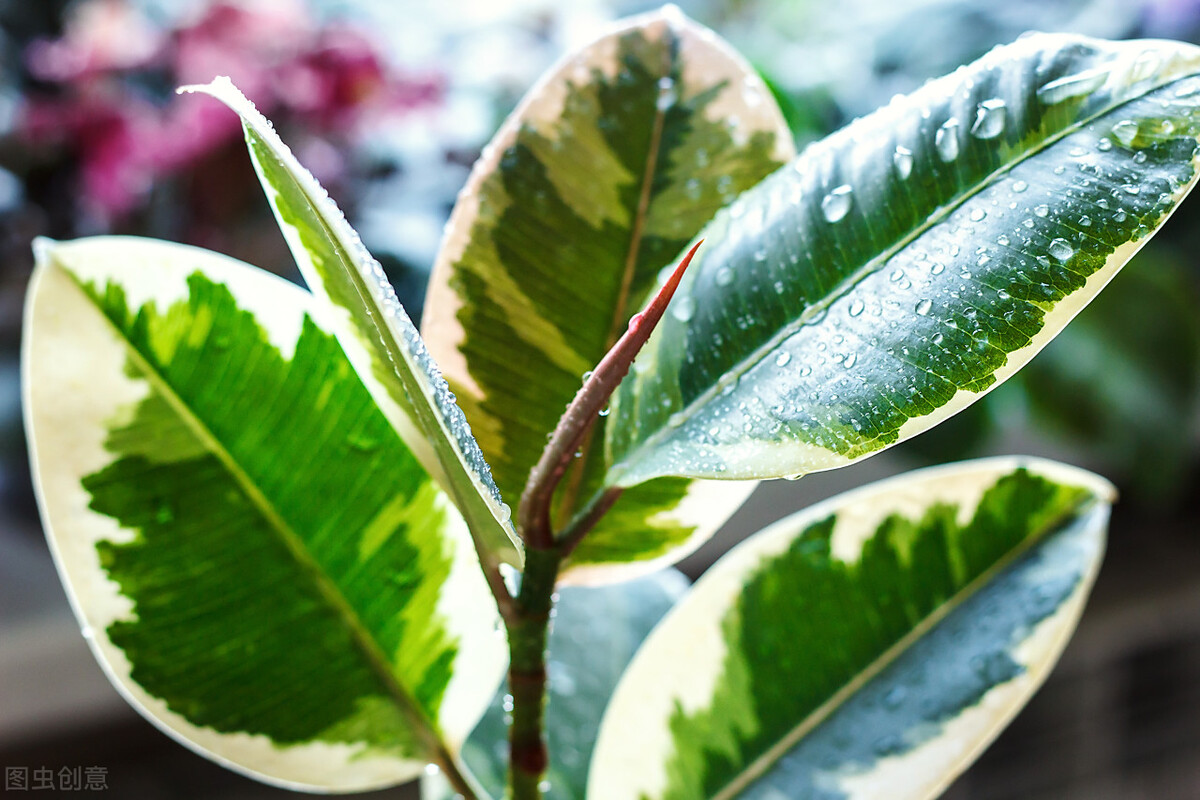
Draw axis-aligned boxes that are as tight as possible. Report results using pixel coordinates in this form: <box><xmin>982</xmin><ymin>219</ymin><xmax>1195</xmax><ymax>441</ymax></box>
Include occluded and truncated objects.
<box><xmin>24</xmin><ymin>237</ymin><xmax>504</xmax><ymax>792</ymax></box>
<box><xmin>590</xmin><ymin>457</ymin><xmax>1111</xmax><ymax>800</ymax></box>
<box><xmin>181</xmin><ymin>79</ymin><xmax>522</xmax><ymax>568</ymax></box>
<box><xmin>607</xmin><ymin>34</ymin><xmax>1200</xmax><ymax>486</ymax></box>
<box><xmin>421</xmin><ymin>8</ymin><xmax>793</xmax><ymax>580</ymax></box>
<box><xmin>423</xmin><ymin>569</ymin><xmax>689</xmax><ymax>800</ymax></box>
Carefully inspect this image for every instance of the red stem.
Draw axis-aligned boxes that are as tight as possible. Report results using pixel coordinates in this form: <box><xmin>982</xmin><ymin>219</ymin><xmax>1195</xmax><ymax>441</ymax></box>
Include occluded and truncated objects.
<box><xmin>516</xmin><ymin>240</ymin><xmax>702</xmax><ymax>549</ymax></box>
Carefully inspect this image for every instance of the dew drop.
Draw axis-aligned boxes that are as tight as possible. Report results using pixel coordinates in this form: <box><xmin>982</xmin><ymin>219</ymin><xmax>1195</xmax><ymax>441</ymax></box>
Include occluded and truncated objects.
<box><xmin>997</xmin><ymin>234</ymin><xmax>1010</xmax><ymax>246</ymax></box>
<box><xmin>776</xmin><ymin>351</ymin><xmax>792</xmax><ymax>367</ymax></box>
<box><xmin>1012</xmin><ymin>180</ymin><xmax>1028</xmax><ymax>193</ymax></box>
<box><xmin>884</xmin><ymin>686</ymin><xmax>908</xmax><ymax>709</ymax></box>
<box><xmin>915</xmin><ymin>298</ymin><xmax>933</xmax><ymax>315</ymax></box>
<box><xmin>715</xmin><ymin>267</ymin><xmax>734</xmax><ymax>287</ymax></box>
<box><xmin>1112</xmin><ymin>119</ymin><xmax>1139</xmax><ymax>146</ymax></box>
<box><xmin>969</xmin><ymin>208</ymin><xmax>986</xmax><ymax>222</ymax></box>
<box><xmin>893</xmin><ymin>145</ymin><xmax>914</xmax><ymax>179</ymax></box>
<box><xmin>1079</xmin><ymin>215</ymin><xmax>1092</xmax><ymax>226</ymax></box>
<box><xmin>970</xmin><ymin>98</ymin><xmax>1007</xmax><ymax>139</ymax></box>
<box><xmin>1036</xmin><ymin>66</ymin><xmax>1109</xmax><ymax>104</ymax></box>
<box><xmin>849</xmin><ymin>299</ymin><xmax>865</xmax><ymax>317</ymax></box>
<box><xmin>1048</xmin><ymin>238</ymin><xmax>1074</xmax><ymax>262</ymax></box>
<box><xmin>656</xmin><ymin>76</ymin><xmax>677</xmax><ymax>111</ymax></box>
<box><xmin>930</xmin><ymin>261</ymin><xmax>945</xmax><ymax>275</ymax></box>
<box><xmin>1122</xmin><ymin>184</ymin><xmax>1140</xmax><ymax>195</ymax></box>
<box><xmin>932</xmin><ymin>332</ymin><xmax>944</xmax><ymax>344</ymax></box>
<box><xmin>821</xmin><ymin>184</ymin><xmax>854</xmax><ymax>222</ymax></box>
<box><xmin>1034</xmin><ymin>204</ymin><xmax>1049</xmax><ymax>217</ymax></box>
<box><xmin>1114</xmin><ymin>208</ymin><xmax>1127</xmax><ymax>222</ymax></box>
<box><xmin>672</xmin><ymin>295</ymin><xmax>695</xmax><ymax>322</ymax></box>
<box><xmin>935</xmin><ymin>118</ymin><xmax>960</xmax><ymax>161</ymax></box>
<box><xmin>843</xmin><ymin>352</ymin><xmax>858</xmax><ymax>369</ymax></box>
<box><xmin>1097</xmin><ymin>137</ymin><xmax>1113</xmax><ymax>152</ymax></box>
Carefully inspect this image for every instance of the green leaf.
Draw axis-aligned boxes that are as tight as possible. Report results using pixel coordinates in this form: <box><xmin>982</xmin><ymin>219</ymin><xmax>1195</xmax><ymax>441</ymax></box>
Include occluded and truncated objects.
<box><xmin>422</xmin><ymin>569</ymin><xmax>689</xmax><ymax>800</ymax></box>
<box><xmin>179</xmin><ymin>79</ymin><xmax>522</xmax><ymax>569</ymax></box>
<box><xmin>420</xmin><ymin>7</ymin><xmax>793</xmax><ymax>580</ymax></box>
<box><xmin>606</xmin><ymin>34</ymin><xmax>1200</xmax><ymax>486</ymax></box>
<box><xmin>589</xmin><ymin>457</ymin><xmax>1112</xmax><ymax>800</ymax></box>
<box><xmin>23</xmin><ymin>237</ymin><xmax>505</xmax><ymax>792</ymax></box>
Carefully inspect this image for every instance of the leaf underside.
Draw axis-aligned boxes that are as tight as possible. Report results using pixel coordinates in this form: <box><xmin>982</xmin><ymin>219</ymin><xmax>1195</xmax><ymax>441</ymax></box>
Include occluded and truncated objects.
<box><xmin>590</xmin><ymin>458</ymin><xmax>1111</xmax><ymax>800</ymax></box>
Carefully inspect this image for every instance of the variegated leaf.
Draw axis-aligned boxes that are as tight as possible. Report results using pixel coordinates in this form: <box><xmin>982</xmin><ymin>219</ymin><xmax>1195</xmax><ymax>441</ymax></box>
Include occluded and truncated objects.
<box><xmin>590</xmin><ymin>457</ymin><xmax>1112</xmax><ymax>800</ymax></box>
<box><xmin>24</xmin><ymin>237</ymin><xmax>504</xmax><ymax>792</ymax></box>
<box><xmin>180</xmin><ymin>79</ymin><xmax>522</xmax><ymax>569</ymax></box>
<box><xmin>421</xmin><ymin>7</ymin><xmax>794</xmax><ymax>581</ymax></box>
<box><xmin>607</xmin><ymin>34</ymin><xmax>1200</xmax><ymax>486</ymax></box>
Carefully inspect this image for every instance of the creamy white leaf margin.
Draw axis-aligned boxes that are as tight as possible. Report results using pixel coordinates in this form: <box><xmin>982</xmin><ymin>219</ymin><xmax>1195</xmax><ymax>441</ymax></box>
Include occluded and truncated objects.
<box><xmin>23</xmin><ymin>236</ymin><xmax>505</xmax><ymax>792</ymax></box>
<box><xmin>589</xmin><ymin>456</ymin><xmax>1113</xmax><ymax>799</ymax></box>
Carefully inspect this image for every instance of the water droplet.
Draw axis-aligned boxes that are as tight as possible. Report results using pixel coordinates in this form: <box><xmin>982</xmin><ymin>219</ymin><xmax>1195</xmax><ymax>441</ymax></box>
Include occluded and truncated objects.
<box><xmin>843</xmin><ymin>352</ymin><xmax>858</xmax><ymax>369</ymax></box>
<box><xmin>581</xmin><ymin>370</ymin><xmax>594</xmax><ymax>383</ymax></box>
<box><xmin>1112</xmin><ymin>119</ymin><xmax>1139</xmax><ymax>147</ymax></box>
<box><xmin>893</xmin><ymin>145</ymin><xmax>914</xmax><ymax>179</ymax></box>
<box><xmin>1048</xmin><ymin>238</ymin><xmax>1074</xmax><ymax>262</ymax></box>
<box><xmin>849</xmin><ymin>299</ymin><xmax>865</xmax><ymax>317</ymax></box>
<box><xmin>1122</xmin><ymin>184</ymin><xmax>1140</xmax><ymax>195</ymax></box>
<box><xmin>890</xmin><ymin>268</ymin><xmax>905</xmax><ymax>282</ymax></box>
<box><xmin>1034</xmin><ymin>204</ymin><xmax>1049</xmax><ymax>217</ymax></box>
<box><xmin>1114</xmin><ymin>208</ymin><xmax>1127</xmax><ymax>222</ymax></box>
<box><xmin>936</xmin><ymin>118</ymin><xmax>960</xmax><ymax>161</ymax></box>
<box><xmin>776</xmin><ymin>351</ymin><xmax>792</xmax><ymax>367</ymax></box>
<box><xmin>799</xmin><ymin>365</ymin><xmax>812</xmax><ymax>377</ymax></box>
<box><xmin>930</xmin><ymin>262</ymin><xmax>945</xmax><ymax>275</ymax></box>
<box><xmin>1097</xmin><ymin>137</ymin><xmax>1113</xmax><ymax>152</ymax></box>
<box><xmin>656</xmin><ymin>76</ymin><xmax>677</xmax><ymax>111</ymax></box>
<box><xmin>969</xmin><ymin>208</ymin><xmax>986</xmax><ymax>222</ymax></box>
<box><xmin>715</xmin><ymin>267</ymin><xmax>734</xmax><ymax>287</ymax></box>
<box><xmin>884</xmin><ymin>686</ymin><xmax>907</xmax><ymax>709</ymax></box>
<box><xmin>970</xmin><ymin>98</ymin><xmax>1007</xmax><ymax>139</ymax></box>
<box><xmin>773</xmin><ymin>280</ymin><xmax>785</xmax><ymax>294</ymax></box>
<box><xmin>915</xmin><ymin>298</ymin><xmax>933</xmax><ymax>315</ymax></box>
<box><xmin>932</xmin><ymin>332</ymin><xmax>944</xmax><ymax>344</ymax></box>
<box><xmin>1012</xmin><ymin>180</ymin><xmax>1028</xmax><ymax>193</ymax></box>
<box><xmin>1131</xmin><ymin>50</ymin><xmax>1161</xmax><ymax>82</ymax></box>
<box><xmin>1079</xmin><ymin>215</ymin><xmax>1092</xmax><ymax>226</ymax></box>
<box><xmin>821</xmin><ymin>184</ymin><xmax>854</xmax><ymax>222</ymax></box>
<box><xmin>671</xmin><ymin>295</ymin><xmax>695</xmax><ymax>322</ymax></box>
<box><xmin>997</xmin><ymin>234</ymin><xmax>1010</xmax><ymax>246</ymax></box>
<box><xmin>1036</xmin><ymin>66</ymin><xmax>1109</xmax><ymax>105</ymax></box>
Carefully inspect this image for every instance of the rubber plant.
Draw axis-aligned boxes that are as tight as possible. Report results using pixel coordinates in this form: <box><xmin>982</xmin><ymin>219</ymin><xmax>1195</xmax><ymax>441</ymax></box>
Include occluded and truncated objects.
<box><xmin>22</xmin><ymin>7</ymin><xmax>1200</xmax><ymax>799</ymax></box>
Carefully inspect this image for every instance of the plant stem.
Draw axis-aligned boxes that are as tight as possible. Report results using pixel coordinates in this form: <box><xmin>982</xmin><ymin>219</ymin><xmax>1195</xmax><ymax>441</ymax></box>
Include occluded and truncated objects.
<box><xmin>517</xmin><ymin>240</ymin><xmax>702</xmax><ymax>550</ymax></box>
<box><xmin>502</xmin><ymin>242</ymin><xmax>702</xmax><ymax>799</ymax></box>
<box><xmin>506</xmin><ymin>548</ymin><xmax>561</xmax><ymax>800</ymax></box>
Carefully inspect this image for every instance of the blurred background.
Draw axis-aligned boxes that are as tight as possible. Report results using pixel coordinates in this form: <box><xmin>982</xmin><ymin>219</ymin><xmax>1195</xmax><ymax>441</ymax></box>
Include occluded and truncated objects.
<box><xmin>1</xmin><ymin>0</ymin><xmax>1198</xmax><ymax>797</ymax></box>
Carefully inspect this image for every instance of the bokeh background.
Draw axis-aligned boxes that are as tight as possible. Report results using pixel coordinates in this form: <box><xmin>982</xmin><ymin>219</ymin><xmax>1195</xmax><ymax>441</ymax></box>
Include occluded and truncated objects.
<box><xmin>1</xmin><ymin>1</ymin><xmax>1198</xmax><ymax>797</ymax></box>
